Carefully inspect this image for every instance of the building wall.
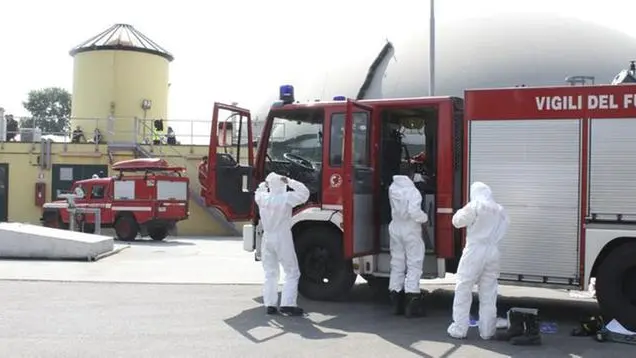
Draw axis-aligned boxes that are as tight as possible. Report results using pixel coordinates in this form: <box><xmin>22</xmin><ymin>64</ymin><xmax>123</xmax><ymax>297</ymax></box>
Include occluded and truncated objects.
<box><xmin>70</xmin><ymin>50</ymin><xmax>170</xmax><ymax>143</ymax></box>
<box><xmin>0</xmin><ymin>142</ymin><xmax>244</xmax><ymax>237</ymax></box>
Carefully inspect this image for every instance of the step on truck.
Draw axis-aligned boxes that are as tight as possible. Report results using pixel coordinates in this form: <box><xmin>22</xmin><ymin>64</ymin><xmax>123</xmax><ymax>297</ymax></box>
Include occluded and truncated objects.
<box><xmin>41</xmin><ymin>158</ymin><xmax>190</xmax><ymax>241</ymax></box>
<box><xmin>203</xmin><ymin>84</ymin><xmax>636</xmax><ymax>331</ymax></box>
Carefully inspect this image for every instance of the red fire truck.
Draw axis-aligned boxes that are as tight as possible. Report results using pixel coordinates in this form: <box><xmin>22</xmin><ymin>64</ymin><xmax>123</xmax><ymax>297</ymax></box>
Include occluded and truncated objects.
<box><xmin>203</xmin><ymin>84</ymin><xmax>636</xmax><ymax>330</ymax></box>
<box><xmin>42</xmin><ymin>158</ymin><xmax>190</xmax><ymax>241</ymax></box>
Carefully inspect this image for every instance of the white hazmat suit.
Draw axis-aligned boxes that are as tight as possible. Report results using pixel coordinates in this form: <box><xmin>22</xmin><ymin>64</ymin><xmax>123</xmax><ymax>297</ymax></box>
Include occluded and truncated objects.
<box><xmin>388</xmin><ymin>175</ymin><xmax>429</xmax><ymax>294</ymax></box>
<box><xmin>254</xmin><ymin>172</ymin><xmax>310</xmax><ymax>313</ymax></box>
<box><xmin>447</xmin><ymin>182</ymin><xmax>510</xmax><ymax>340</ymax></box>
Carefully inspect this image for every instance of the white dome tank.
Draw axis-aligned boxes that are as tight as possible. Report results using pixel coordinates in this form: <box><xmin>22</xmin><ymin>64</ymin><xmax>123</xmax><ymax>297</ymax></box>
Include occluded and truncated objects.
<box><xmin>255</xmin><ymin>13</ymin><xmax>636</xmax><ymax>117</ymax></box>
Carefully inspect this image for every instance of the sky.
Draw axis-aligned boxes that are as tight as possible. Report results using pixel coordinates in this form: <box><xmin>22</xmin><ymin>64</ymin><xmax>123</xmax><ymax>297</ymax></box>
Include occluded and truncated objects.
<box><xmin>1</xmin><ymin>0</ymin><xmax>635</xmax><ymax>126</ymax></box>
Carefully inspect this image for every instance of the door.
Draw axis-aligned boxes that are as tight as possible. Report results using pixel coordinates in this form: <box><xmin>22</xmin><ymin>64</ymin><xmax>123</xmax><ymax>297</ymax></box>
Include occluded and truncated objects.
<box><xmin>206</xmin><ymin>102</ymin><xmax>255</xmax><ymax>221</ymax></box>
<box><xmin>0</xmin><ymin>164</ymin><xmax>8</xmax><ymax>221</ymax></box>
<box><xmin>86</xmin><ymin>182</ymin><xmax>111</xmax><ymax>229</ymax></box>
<box><xmin>342</xmin><ymin>100</ymin><xmax>375</xmax><ymax>258</ymax></box>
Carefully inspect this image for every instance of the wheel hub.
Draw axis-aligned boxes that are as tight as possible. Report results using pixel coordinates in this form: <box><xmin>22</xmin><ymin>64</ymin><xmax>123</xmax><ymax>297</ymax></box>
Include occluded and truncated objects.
<box><xmin>303</xmin><ymin>246</ymin><xmax>335</xmax><ymax>284</ymax></box>
<box><xmin>117</xmin><ymin>221</ymin><xmax>130</xmax><ymax>236</ymax></box>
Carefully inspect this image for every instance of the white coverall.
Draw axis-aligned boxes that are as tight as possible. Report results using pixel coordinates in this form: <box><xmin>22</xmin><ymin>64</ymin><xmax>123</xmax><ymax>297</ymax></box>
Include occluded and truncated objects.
<box><xmin>388</xmin><ymin>175</ymin><xmax>429</xmax><ymax>293</ymax></box>
<box><xmin>254</xmin><ymin>173</ymin><xmax>310</xmax><ymax>308</ymax></box>
<box><xmin>447</xmin><ymin>182</ymin><xmax>510</xmax><ymax>340</ymax></box>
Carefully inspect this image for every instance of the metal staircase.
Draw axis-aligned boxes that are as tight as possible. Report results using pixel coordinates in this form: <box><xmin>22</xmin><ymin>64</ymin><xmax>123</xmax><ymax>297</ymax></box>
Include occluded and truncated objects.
<box><xmin>106</xmin><ymin>137</ymin><xmax>241</xmax><ymax>236</ymax></box>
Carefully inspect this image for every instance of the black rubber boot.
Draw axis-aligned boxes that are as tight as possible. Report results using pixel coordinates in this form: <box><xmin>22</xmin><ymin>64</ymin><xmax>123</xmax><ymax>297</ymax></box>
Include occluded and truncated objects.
<box><xmin>404</xmin><ymin>292</ymin><xmax>426</xmax><ymax>318</ymax></box>
<box><xmin>571</xmin><ymin>315</ymin><xmax>604</xmax><ymax>337</ymax></box>
<box><xmin>511</xmin><ymin>313</ymin><xmax>542</xmax><ymax>346</ymax></box>
<box><xmin>279</xmin><ymin>306</ymin><xmax>305</xmax><ymax>317</ymax></box>
<box><xmin>495</xmin><ymin>310</ymin><xmax>525</xmax><ymax>341</ymax></box>
<box><xmin>266</xmin><ymin>306</ymin><xmax>278</xmax><ymax>315</ymax></box>
<box><xmin>390</xmin><ymin>290</ymin><xmax>406</xmax><ymax>315</ymax></box>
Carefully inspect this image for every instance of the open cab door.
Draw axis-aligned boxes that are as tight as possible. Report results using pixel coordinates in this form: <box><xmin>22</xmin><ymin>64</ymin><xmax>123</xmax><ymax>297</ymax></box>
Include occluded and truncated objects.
<box><xmin>342</xmin><ymin>99</ymin><xmax>376</xmax><ymax>258</ymax></box>
<box><xmin>205</xmin><ymin>102</ymin><xmax>255</xmax><ymax>221</ymax></box>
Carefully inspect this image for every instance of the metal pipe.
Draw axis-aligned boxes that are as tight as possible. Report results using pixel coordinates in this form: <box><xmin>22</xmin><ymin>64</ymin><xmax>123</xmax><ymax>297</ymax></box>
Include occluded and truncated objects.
<box><xmin>429</xmin><ymin>0</ymin><xmax>436</xmax><ymax>96</ymax></box>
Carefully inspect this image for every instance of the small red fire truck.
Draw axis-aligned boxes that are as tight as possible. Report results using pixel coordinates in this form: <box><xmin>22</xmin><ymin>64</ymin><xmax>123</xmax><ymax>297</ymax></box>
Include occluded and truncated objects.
<box><xmin>202</xmin><ymin>84</ymin><xmax>636</xmax><ymax>330</ymax></box>
<box><xmin>41</xmin><ymin>158</ymin><xmax>190</xmax><ymax>241</ymax></box>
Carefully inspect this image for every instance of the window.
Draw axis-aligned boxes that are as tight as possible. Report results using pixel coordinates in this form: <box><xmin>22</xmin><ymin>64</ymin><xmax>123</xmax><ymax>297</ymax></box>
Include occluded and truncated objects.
<box><xmin>91</xmin><ymin>185</ymin><xmax>105</xmax><ymax>199</ymax></box>
<box><xmin>329</xmin><ymin>112</ymin><xmax>370</xmax><ymax>166</ymax></box>
<box><xmin>266</xmin><ymin>110</ymin><xmax>324</xmax><ymax>164</ymax></box>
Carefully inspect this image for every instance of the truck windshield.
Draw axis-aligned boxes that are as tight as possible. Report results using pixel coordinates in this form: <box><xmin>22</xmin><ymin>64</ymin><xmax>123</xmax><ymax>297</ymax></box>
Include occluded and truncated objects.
<box><xmin>266</xmin><ymin>109</ymin><xmax>324</xmax><ymax>164</ymax></box>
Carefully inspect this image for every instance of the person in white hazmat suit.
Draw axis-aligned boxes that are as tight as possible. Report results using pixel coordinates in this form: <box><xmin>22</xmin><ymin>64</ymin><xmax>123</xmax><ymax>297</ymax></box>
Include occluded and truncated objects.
<box><xmin>254</xmin><ymin>172</ymin><xmax>310</xmax><ymax>316</ymax></box>
<box><xmin>447</xmin><ymin>182</ymin><xmax>510</xmax><ymax>340</ymax></box>
<box><xmin>388</xmin><ymin>175</ymin><xmax>429</xmax><ymax>318</ymax></box>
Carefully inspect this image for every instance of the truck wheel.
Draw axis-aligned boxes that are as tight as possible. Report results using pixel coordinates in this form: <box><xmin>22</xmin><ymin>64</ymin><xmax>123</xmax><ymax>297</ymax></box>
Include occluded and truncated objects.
<box><xmin>114</xmin><ymin>215</ymin><xmax>139</xmax><ymax>241</ymax></box>
<box><xmin>596</xmin><ymin>242</ymin><xmax>636</xmax><ymax>331</ymax></box>
<box><xmin>42</xmin><ymin>212</ymin><xmax>62</xmax><ymax>229</ymax></box>
<box><xmin>295</xmin><ymin>226</ymin><xmax>357</xmax><ymax>301</ymax></box>
<box><xmin>81</xmin><ymin>224</ymin><xmax>95</xmax><ymax>234</ymax></box>
<box><xmin>149</xmin><ymin>227</ymin><xmax>168</xmax><ymax>241</ymax></box>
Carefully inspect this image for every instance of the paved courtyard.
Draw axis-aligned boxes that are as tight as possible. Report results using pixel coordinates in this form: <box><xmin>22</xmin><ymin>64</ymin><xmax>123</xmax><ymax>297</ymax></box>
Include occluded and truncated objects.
<box><xmin>0</xmin><ymin>237</ymin><xmax>629</xmax><ymax>357</ymax></box>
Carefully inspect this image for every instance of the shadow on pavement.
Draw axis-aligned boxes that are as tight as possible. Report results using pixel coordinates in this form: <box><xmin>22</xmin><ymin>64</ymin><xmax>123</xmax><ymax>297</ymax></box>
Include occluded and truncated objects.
<box><xmin>225</xmin><ymin>283</ymin><xmax>617</xmax><ymax>357</ymax></box>
<box><xmin>173</xmin><ymin>236</ymin><xmax>243</xmax><ymax>242</ymax></box>
<box><xmin>118</xmin><ymin>239</ymin><xmax>196</xmax><ymax>247</ymax></box>
<box><xmin>223</xmin><ymin>305</ymin><xmax>347</xmax><ymax>343</ymax></box>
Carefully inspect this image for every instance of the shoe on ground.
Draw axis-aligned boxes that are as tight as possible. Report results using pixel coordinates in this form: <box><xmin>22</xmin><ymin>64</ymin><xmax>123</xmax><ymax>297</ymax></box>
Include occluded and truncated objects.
<box><xmin>279</xmin><ymin>306</ymin><xmax>305</xmax><ymax>317</ymax></box>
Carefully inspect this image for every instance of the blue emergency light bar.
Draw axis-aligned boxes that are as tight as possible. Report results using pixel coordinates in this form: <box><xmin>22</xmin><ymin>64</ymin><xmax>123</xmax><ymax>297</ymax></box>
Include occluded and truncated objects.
<box><xmin>333</xmin><ymin>96</ymin><xmax>346</xmax><ymax>101</ymax></box>
<box><xmin>279</xmin><ymin>85</ymin><xmax>295</xmax><ymax>104</ymax></box>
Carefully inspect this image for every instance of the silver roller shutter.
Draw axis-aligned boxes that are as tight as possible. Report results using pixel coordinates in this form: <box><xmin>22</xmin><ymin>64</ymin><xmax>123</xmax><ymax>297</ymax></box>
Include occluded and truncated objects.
<box><xmin>469</xmin><ymin>119</ymin><xmax>581</xmax><ymax>280</ymax></box>
<box><xmin>589</xmin><ymin>118</ymin><xmax>636</xmax><ymax>221</ymax></box>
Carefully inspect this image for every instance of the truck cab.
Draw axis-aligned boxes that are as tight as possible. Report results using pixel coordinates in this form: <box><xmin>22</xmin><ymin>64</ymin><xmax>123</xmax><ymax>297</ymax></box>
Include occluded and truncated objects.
<box><xmin>205</xmin><ymin>86</ymin><xmax>464</xmax><ymax>301</ymax></box>
<box><xmin>42</xmin><ymin>158</ymin><xmax>190</xmax><ymax>241</ymax></box>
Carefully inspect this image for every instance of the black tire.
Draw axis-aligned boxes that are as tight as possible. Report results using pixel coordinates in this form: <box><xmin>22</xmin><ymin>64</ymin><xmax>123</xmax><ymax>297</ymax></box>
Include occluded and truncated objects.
<box><xmin>149</xmin><ymin>227</ymin><xmax>168</xmax><ymax>241</ymax></box>
<box><xmin>114</xmin><ymin>215</ymin><xmax>139</xmax><ymax>241</ymax></box>
<box><xmin>295</xmin><ymin>226</ymin><xmax>357</xmax><ymax>301</ymax></box>
<box><xmin>81</xmin><ymin>224</ymin><xmax>95</xmax><ymax>234</ymax></box>
<box><xmin>42</xmin><ymin>211</ymin><xmax>62</xmax><ymax>229</ymax></box>
<box><xmin>596</xmin><ymin>242</ymin><xmax>636</xmax><ymax>331</ymax></box>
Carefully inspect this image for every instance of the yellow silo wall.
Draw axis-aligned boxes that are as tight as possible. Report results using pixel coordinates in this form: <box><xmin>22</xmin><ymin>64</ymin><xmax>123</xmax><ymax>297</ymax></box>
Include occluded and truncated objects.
<box><xmin>0</xmin><ymin>143</ymin><xmax>250</xmax><ymax>237</ymax></box>
<box><xmin>70</xmin><ymin>50</ymin><xmax>170</xmax><ymax>143</ymax></box>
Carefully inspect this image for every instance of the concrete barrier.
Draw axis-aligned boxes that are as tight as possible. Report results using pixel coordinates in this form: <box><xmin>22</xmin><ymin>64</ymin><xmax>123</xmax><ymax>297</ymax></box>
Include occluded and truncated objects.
<box><xmin>0</xmin><ymin>222</ymin><xmax>114</xmax><ymax>261</ymax></box>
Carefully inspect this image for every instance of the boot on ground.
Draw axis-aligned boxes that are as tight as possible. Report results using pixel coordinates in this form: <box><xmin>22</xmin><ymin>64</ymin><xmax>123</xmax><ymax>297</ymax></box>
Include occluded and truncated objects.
<box><xmin>404</xmin><ymin>292</ymin><xmax>426</xmax><ymax>318</ymax></box>
<box><xmin>511</xmin><ymin>312</ymin><xmax>542</xmax><ymax>346</ymax></box>
<box><xmin>495</xmin><ymin>310</ymin><xmax>525</xmax><ymax>341</ymax></box>
<box><xmin>279</xmin><ymin>306</ymin><xmax>305</xmax><ymax>317</ymax></box>
<box><xmin>390</xmin><ymin>290</ymin><xmax>406</xmax><ymax>315</ymax></box>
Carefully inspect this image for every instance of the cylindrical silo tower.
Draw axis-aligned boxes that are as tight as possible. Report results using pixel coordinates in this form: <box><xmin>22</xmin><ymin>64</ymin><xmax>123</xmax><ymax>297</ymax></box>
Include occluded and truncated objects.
<box><xmin>69</xmin><ymin>23</ymin><xmax>173</xmax><ymax>144</ymax></box>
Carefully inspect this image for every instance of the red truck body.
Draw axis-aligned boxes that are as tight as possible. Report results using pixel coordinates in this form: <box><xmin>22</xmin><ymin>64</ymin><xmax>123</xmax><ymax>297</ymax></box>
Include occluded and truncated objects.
<box><xmin>42</xmin><ymin>158</ymin><xmax>190</xmax><ymax>241</ymax></box>
<box><xmin>200</xmin><ymin>84</ymin><xmax>636</xmax><ymax>330</ymax></box>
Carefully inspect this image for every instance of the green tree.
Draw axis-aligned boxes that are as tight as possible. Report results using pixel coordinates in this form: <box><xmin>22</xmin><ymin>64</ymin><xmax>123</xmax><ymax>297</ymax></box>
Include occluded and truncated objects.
<box><xmin>20</xmin><ymin>87</ymin><xmax>72</xmax><ymax>134</ymax></box>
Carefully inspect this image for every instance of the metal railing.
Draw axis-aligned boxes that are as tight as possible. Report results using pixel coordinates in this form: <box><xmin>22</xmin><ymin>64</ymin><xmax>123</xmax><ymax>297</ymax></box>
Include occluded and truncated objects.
<box><xmin>129</xmin><ymin>127</ymin><xmax>243</xmax><ymax>236</ymax></box>
<box><xmin>0</xmin><ymin>114</ymin><xmax>261</xmax><ymax>146</ymax></box>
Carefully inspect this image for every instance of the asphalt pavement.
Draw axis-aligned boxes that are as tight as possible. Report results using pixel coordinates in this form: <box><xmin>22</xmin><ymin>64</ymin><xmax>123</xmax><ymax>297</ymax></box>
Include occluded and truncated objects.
<box><xmin>0</xmin><ymin>237</ymin><xmax>630</xmax><ymax>357</ymax></box>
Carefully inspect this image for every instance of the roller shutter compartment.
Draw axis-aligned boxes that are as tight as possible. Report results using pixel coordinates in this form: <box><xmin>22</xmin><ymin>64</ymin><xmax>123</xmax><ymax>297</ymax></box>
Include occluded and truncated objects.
<box><xmin>469</xmin><ymin>119</ymin><xmax>581</xmax><ymax>281</ymax></box>
<box><xmin>589</xmin><ymin>118</ymin><xmax>636</xmax><ymax>221</ymax></box>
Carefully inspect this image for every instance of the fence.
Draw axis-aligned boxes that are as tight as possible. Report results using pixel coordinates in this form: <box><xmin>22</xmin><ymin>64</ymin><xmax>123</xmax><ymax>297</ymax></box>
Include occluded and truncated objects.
<box><xmin>0</xmin><ymin>111</ymin><xmax>263</xmax><ymax>147</ymax></box>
